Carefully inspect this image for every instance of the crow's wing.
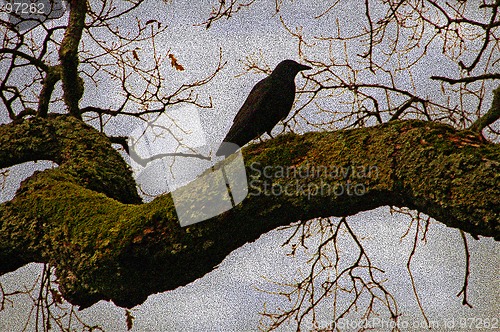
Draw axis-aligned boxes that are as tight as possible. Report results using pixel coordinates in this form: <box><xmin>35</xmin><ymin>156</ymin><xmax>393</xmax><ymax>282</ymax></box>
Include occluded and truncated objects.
<box><xmin>221</xmin><ymin>77</ymin><xmax>273</xmax><ymax>145</ymax></box>
<box><xmin>215</xmin><ymin>77</ymin><xmax>273</xmax><ymax>157</ymax></box>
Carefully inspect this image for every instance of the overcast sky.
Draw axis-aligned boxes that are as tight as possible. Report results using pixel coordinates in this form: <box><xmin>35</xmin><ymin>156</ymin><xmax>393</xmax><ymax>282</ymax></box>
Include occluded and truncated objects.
<box><xmin>0</xmin><ymin>0</ymin><xmax>499</xmax><ymax>331</ymax></box>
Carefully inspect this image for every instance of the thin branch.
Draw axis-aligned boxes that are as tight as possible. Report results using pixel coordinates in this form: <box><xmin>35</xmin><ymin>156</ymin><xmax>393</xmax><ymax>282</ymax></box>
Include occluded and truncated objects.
<box><xmin>458</xmin><ymin>1</ymin><xmax>499</xmax><ymax>72</ymax></box>
<box><xmin>390</xmin><ymin>97</ymin><xmax>419</xmax><ymax>121</ymax></box>
<box><xmin>406</xmin><ymin>214</ymin><xmax>430</xmax><ymax>328</ymax></box>
<box><xmin>431</xmin><ymin>73</ymin><xmax>500</xmax><ymax>85</ymax></box>
<box><xmin>0</xmin><ymin>48</ymin><xmax>49</xmax><ymax>71</ymax></box>
<box><xmin>456</xmin><ymin>230</ymin><xmax>473</xmax><ymax>308</ymax></box>
<box><xmin>469</xmin><ymin>85</ymin><xmax>500</xmax><ymax>133</ymax></box>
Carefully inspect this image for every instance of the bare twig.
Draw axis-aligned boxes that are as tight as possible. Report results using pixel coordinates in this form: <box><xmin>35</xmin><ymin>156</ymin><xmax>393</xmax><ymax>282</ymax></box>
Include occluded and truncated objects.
<box><xmin>431</xmin><ymin>73</ymin><xmax>500</xmax><ymax>85</ymax></box>
<box><xmin>456</xmin><ymin>230</ymin><xmax>473</xmax><ymax>308</ymax></box>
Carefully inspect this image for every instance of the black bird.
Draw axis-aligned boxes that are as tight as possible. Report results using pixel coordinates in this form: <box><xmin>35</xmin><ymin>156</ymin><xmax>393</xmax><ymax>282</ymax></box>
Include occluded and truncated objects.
<box><xmin>216</xmin><ymin>59</ymin><xmax>311</xmax><ymax>157</ymax></box>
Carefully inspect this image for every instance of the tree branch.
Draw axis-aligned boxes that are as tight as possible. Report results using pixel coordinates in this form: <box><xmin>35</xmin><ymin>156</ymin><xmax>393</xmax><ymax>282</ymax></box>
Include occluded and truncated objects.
<box><xmin>59</xmin><ymin>0</ymin><xmax>87</xmax><ymax>118</ymax></box>
<box><xmin>0</xmin><ymin>48</ymin><xmax>49</xmax><ymax>72</ymax></box>
<box><xmin>0</xmin><ymin>116</ymin><xmax>497</xmax><ymax>309</ymax></box>
<box><xmin>457</xmin><ymin>230</ymin><xmax>473</xmax><ymax>308</ymax></box>
<box><xmin>430</xmin><ymin>73</ymin><xmax>500</xmax><ymax>85</ymax></box>
<box><xmin>390</xmin><ymin>96</ymin><xmax>419</xmax><ymax>121</ymax></box>
<box><xmin>469</xmin><ymin>85</ymin><xmax>500</xmax><ymax>133</ymax></box>
<box><xmin>37</xmin><ymin>65</ymin><xmax>62</xmax><ymax>117</ymax></box>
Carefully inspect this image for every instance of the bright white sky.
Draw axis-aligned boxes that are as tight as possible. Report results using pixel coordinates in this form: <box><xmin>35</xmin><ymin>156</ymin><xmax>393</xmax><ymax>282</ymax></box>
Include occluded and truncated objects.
<box><xmin>0</xmin><ymin>0</ymin><xmax>499</xmax><ymax>331</ymax></box>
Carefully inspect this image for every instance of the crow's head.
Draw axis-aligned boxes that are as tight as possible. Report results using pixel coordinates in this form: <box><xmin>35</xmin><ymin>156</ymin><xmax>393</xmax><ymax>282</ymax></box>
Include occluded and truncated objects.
<box><xmin>271</xmin><ymin>59</ymin><xmax>312</xmax><ymax>80</ymax></box>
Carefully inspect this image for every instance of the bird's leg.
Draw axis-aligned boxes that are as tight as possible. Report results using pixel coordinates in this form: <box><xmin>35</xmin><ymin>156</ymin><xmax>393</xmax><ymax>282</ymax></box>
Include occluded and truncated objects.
<box><xmin>221</xmin><ymin>165</ymin><xmax>236</xmax><ymax>206</ymax></box>
<box><xmin>212</xmin><ymin>158</ymin><xmax>236</xmax><ymax>206</ymax></box>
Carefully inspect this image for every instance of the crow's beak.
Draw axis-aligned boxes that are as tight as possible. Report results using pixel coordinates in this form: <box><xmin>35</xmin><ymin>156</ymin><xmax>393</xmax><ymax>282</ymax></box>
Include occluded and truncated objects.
<box><xmin>298</xmin><ymin>64</ymin><xmax>312</xmax><ymax>71</ymax></box>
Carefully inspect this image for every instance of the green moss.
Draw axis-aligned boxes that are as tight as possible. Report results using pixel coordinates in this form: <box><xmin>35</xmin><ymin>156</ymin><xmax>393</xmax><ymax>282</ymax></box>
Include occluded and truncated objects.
<box><xmin>0</xmin><ymin>117</ymin><xmax>498</xmax><ymax>308</ymax></box>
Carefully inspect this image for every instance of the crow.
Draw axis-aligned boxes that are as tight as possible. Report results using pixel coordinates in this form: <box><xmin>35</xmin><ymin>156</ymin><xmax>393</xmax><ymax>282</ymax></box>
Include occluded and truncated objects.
<box><xmin>216</xmin><ymin>59</ymin><xmax>311</xmax><ymax>157</ymax></box>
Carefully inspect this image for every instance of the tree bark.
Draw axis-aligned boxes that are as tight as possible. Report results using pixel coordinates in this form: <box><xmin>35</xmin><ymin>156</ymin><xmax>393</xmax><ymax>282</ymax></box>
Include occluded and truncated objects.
<box><xmin>0</xmin><ymin>115</ymin><xmax>498</xmax><ymax>309</ymax></box>
<box><xmin>59</xmin><ymin>0</ymin><xmax>86</xmax><ymax>118</ymax></box>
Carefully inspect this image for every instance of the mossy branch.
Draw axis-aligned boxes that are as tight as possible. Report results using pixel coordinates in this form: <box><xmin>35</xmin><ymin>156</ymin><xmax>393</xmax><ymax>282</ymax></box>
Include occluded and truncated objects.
<box><xmin>0</xmin><ymin>116</ymin><xmax>498</xmax><ymax>309</ymax></box>
<box><xmin>59</xmin><ymin>0</ymin><xmax>86</xmax><ymax>118</ymax></box>
<box><xmin>469</xmin><ymin>85</ymin><xmax>500</xmax><ymax>133</ymax></box>
<box><xmin>37</xmin><ymin>65</ymin><xmax>62</xmax><ymax>117</ymax></box>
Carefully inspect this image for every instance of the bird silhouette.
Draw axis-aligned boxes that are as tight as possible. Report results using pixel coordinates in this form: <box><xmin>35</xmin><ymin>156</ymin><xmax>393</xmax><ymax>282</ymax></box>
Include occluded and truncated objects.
<box><xmin>216</xmin><ymin>59</ymin><xmax>311</xmax><ymax>157</ymax></box>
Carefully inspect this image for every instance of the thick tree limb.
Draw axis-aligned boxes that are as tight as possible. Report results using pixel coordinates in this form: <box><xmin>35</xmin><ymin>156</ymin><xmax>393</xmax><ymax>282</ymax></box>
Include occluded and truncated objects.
<box><xmin>59</xmin><ymin>0</ymin><xmax>86</xmax><ymax>117</ymax></box>
<box><xmin>37</xmin><ymin>65</ymin><xmax>62</xmax><ymax>117</ymax></box>
<box><xmin>0</xmin><ymin>116</ymin><xmax>498</xmax><ymax>309</ymax></box>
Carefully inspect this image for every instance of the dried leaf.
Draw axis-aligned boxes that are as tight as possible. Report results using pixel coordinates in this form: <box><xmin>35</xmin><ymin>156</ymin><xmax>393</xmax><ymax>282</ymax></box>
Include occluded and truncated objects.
<box><xmin>168</xmin><ymin>53</ymin><xmax>185</xmax><ymax>71</ymax></box>
<box><xmin>132</xmin><ymin>50</ymin><xmax>139</xmax><ymax>61</ymax></box>
<box><xmin>125</xmin><ymin>309</ymin><xmax>135</xmax><ymax>331</ymax></box>
<box><xmin>50</xmin><ymin>288</ymin><xmax>63</xmax><ymax>304</ymax></box>
<box><xmin>146</xmin><ymin>19</ymin><xmax>160</xmax><ymax>28</ymax></box>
